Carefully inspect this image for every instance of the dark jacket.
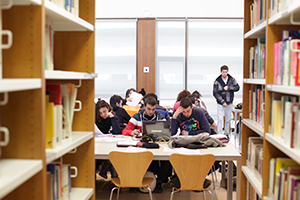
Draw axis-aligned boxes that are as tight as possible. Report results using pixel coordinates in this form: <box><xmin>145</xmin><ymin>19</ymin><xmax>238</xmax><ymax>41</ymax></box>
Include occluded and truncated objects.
<box><xmin>213</xmin><ymin>74</ymin><xmax>240</xmax><ymax>105</ymax></box>
<box><xmin>96</xmin><ymin>116</ymin><xmax>122</xmax><ymax>134</ymax></box>
<box><xmin>171</xmin><ymin>107</ymin><xmax>211</xmax><ymax>136</ymax></box>
<box><xmin>113</xmin><ymin>106</ymin><xmax>131</xmax><ymax>128</ymax></box>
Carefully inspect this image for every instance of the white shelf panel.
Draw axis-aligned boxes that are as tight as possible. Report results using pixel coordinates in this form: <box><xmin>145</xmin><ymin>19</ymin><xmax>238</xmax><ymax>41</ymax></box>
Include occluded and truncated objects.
<box><xmin>243</xmin><ymin>79</ymin><xmax>266</xmax><ymax>85</ymax></box>
<box><xmin>45</xmin><ymin>0</ymin><xmax>94</xmax><ymax>31</ymax></box>
<box><xmin>0</xmin><ymin>78</ymin><xmax>41</xmax><ymax>93</ymax></box>
<box><xmin>242</xmin><ymin>165</ymin><xmax>262</xmax><ymax>198</ymax></box>
<box><xmin>12</xmin><ymin>0</ymin><xmax>41</xmax><ymax>5</ymax></box>
<box><xmin>265</xmin><ymin>133</ymin><xmax>300</xmax><ymax>165</ymax></box>
<box><xmin>267</xmin><ymin>84</ymin><xmax>300</xmax><ymax>95</ymax></box>
<box><xmin>46</xmin><ymin>131</ymin><xmax>93</xmax><ymax>164</ymax></box>
<box><xmin>242</xmin><ymin>119</ymin><xmax>264</xmax><ymax>137</ymax></box>
<box><xmin>70</xmin><ymin>188</ymin><xmax>93</xmax><ymax>200</ymax></box>
<box><xmin>45</xmin><ymin>70</ymin><xmax>97</xmax><ymax>80</ymax></box>
<box><xmin>269</xmin><ymin>1</ymin><xmax>300</xmax><ymax>25</ymax></box>
<box><xmin>0</xmin><ymin>159</ymin><xmax>43</xmax><ymax>199</ymax></box>
<box><xmin>244</xmin><ymin>21</ymin><xmax>267</xmax><ymax>39</ymax></box>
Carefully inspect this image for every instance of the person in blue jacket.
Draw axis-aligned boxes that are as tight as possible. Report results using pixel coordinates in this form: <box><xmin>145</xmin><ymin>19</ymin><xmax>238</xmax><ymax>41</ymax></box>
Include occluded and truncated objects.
<box><xmin>171</xmin><ymin>97</ymin><xmax>211</xmax><ymax>136</ymax></box>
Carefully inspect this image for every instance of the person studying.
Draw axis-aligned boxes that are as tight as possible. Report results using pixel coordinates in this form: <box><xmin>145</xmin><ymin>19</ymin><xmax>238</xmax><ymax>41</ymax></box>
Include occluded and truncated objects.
<box><xmin>121</xmin><ymin>96</ymin><xmax>171</xmax><ymax>193</ymax></box>
<box><xmin>171</xmin><ymin>97</ymin><xmax>211</xmax><ymax>136</ymax></box>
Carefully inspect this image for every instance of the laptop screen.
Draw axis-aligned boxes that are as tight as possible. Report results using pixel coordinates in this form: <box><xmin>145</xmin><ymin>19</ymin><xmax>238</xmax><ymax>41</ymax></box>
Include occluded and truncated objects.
<box><xmin>142</xmin><ymin>120</ymin><xmax>171</xmax><ymax>138</ymax></box>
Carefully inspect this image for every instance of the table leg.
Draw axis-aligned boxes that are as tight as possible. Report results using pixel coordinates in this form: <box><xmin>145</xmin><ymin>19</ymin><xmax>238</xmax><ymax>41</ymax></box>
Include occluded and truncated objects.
<box><xmin>227</xmin><ymin>161</ymin><xmax>233</xmax><ymax>200</ymax></box>
<box><xmin>236</xmin><ymin>158</ymin><xmax>241</xmax><ymax>200</ymax></box>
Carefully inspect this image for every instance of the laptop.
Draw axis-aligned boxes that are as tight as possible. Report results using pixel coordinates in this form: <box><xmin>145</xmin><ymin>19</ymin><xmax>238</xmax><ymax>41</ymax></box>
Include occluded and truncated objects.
<box><xmin>142</xmin><ymin>120</ymin><xmax>171</xmax><ymax>140</ymax></box>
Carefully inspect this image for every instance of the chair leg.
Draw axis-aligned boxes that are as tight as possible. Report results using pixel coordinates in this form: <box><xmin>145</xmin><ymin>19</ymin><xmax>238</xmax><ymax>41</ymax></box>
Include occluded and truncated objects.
<box><xmin>146</xmin><ymin>186</ymin><xmax>153</xmax><ymax>200</ymax></box>
<box><xmin>109</xmin><ymin>187</ymin><xmax>118</xmax><ymax>200</ymax></box>
<box><xmin>117</xmin><ymin>188</ymin><xmax>120</xmax><ymax>200</ymax></box>
<box><xmin>203</xmin><ymin>191</ymin><xmax>207</xmax><ymax>200</ymax></box>
<box><xmin>208</xmin><ymin>190</ymin><xmax>213</xmax><ymax>200</ymax></box>
<box><xmin>211</xmin><ymin>168</ymin><xmax>215</xmax><ymax>190</ymax></box>
<box><xmin>213</xmin><ymin>164</ymin><xmax>218</xmax><ymax>182</ymax></box>
<box><xmin>170</xmin><ymin>188</ymin><xmax>179</xmax><ymax>200</ymax></box>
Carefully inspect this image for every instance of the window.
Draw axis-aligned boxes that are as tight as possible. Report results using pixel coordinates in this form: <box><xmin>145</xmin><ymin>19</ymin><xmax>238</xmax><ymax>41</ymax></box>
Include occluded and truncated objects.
<box><xmin>187</xmin><ymin>19</ymin><xmax>243</xmax><ymax>116</ymax></box>
<box><xmin>156</xmin><ymin>20</ymin><xmax>186</xmax><ymax>107</ymax></box>
<box><xmin>95</xmin><ymin>20</ymin><xmax>137</xmax><ymax>101</ymax></box>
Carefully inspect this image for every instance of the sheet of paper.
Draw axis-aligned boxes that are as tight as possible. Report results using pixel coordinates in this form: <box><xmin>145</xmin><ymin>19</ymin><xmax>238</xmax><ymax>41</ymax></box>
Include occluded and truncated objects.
<box><xmin>95</xmin><ymin>137</ymin><xmax>127</xmax><ymax>143</ymax></box>
<box><xmin>125</xmin><ymin>146</ymin><xmax>147</xmax><ymax>152</ymax></box>
<box><xmin>126</xmin><ymin>91</ymin><xmax>143</xmax><ymax>106</ymax></box>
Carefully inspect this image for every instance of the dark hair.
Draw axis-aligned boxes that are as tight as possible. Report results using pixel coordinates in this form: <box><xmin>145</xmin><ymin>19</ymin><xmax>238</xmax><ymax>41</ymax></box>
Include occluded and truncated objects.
<box><xmin>143</xmin><ymin>93</ymin><xmax>158</xmax><ymax>101</ymax></box>
<box><xmin>125</xmin><ymin>88</ymin><xmax>136</xmax><ymax>99</ymax></box>
<box><xmin>144</xmin><ymin>97</ymin><xmax>157</xmax><ymax>106</ymax></box>
<box><xmin>180</xmin><ymin>97</ymin><xmax>193</xmax><ymax>109</ymax></box>
<box><xmin>220</xmin><ymin>65</ymin><xmax>229</xmax><ymax>72</ymax></box>
<box><xmin>95</xmin><ymin>100</ymin><xmax>113</xmax><ymax>123</ymax></box>
<box><xmin>186</xmin><ymin>95</ymin><xmax>196</xmax><ymax>104</ymax></box>
<box><xmin>138</xmin><ymin>88</ymin><xmax>146</xmax><ymax>96</ymax></box>
<box><xmin>176</xmin><ymin>90</ymin><xmax>191</xmax><ymax>102</ymax></box>
<box><xmin>109</xmin><ymin>95</ymin><xmax>123</xmax><ymax>109</ymax></box>
<box><xmin>192</xmin><ymin>90</ymin><xmax>202</xmax><ymax>98</ymax></box>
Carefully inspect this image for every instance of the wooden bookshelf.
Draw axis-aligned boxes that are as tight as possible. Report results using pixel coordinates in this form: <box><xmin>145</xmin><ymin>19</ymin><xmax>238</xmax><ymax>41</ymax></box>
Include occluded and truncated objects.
<box><xmin>241</xmin><ymin>0</ymin><xmax>300</xmax><ymax>199</ymax></box>
<box><xmin>1</xmin><ymin>0</ymin><xmax>95</xmax><ymax>199</ymax></box>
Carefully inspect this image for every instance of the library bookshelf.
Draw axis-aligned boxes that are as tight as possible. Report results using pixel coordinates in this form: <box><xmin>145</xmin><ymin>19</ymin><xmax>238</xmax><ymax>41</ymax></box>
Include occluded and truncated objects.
<box><xmin>241</xmin><ymin>0</ymin><xmax>300</xmax><ymax>199</ymax></box>
<box><xmin>0</xmin><ymin>0</ymin><xmax>95</xmax><ymax>199</ymax></box>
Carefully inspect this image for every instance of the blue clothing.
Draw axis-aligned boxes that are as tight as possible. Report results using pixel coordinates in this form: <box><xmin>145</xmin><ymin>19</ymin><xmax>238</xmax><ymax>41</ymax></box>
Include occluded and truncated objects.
<box><xmin>171</xmin><ymin>107</ymin><xmax>211</xmax><ymax>136</ymax></box>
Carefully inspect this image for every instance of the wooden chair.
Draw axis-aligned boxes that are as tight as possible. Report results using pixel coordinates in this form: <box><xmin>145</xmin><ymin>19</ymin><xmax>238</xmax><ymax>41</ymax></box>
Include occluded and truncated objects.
<box><xmin>108</xmin><ymin>151</ymin><xmax>154</xmax><ymax>200</ymax></box>
<box><xmin>169</xmin><ymin>154</ymin><xmax>216</xmax><ymax>200</ymax></box>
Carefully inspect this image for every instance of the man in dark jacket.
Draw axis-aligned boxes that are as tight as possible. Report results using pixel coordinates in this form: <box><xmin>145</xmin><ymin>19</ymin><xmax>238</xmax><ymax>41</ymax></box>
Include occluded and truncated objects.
<box><xmin>213</xmin><ymin>65</ymin><xmax>240</xmax><ymax>137</ymax></box>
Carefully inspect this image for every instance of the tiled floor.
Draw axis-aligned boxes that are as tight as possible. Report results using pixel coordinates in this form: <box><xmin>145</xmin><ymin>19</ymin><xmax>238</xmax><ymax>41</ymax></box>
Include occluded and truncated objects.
<box><xmin>95</xmin><ymin>170</ymin><xmax>236</xmax><ymax>200</ymax></box>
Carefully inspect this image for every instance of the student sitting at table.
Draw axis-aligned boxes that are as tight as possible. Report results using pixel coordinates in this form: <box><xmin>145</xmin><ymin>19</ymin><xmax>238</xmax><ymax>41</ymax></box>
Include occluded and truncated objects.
<box><xmin>171</xmin><ymin>97</ymin><xmax>211</xmax><ymax>136</ymax></box>
<box><xmin>122</xmin><ymin>96</ymin><xmax>171</xmax><ymax>193</ymax></box>
<box><xmin>95</xmin><ymin>100</ymin><xmax>121</xmax><ymax>179</ymax></box>
<box><xmin>186</xmin><ymin>95</ymin><xmax>217</xmax><ymax>129</ymax></box>
<box><xmin>138</xmin><ymin>93</ymin><xmax>170</xmax><ymax>121</ymax></box>
<box><xmin>109</xmin><ymin>95</ymin><xmax>131</xmax><ymax>130</ymax></box>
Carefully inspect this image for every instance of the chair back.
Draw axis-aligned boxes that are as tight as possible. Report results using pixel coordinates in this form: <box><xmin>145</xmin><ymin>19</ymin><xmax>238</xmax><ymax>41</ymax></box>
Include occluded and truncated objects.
<box><xmin>169</xmin><ymin>153</ymin><xmax>215</xmax><ymax>191</ymax></box>
<box><xmin>108</xmin><ymin>151</ymin><xmax>154</xmax><ymax>187</ymax></box>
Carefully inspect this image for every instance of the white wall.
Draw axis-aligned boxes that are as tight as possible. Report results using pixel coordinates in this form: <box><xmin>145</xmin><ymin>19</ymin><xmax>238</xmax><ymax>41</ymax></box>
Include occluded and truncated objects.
<box><xmin>96</xmin><ymin>0</ymin><xmax>244</xmax><ymax>18</ymax></box>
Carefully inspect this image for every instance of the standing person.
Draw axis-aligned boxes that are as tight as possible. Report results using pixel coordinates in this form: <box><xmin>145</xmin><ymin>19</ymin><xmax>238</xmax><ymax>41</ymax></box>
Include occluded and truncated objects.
<box><xmin>109</xmin><ymin>95</ymin><xmax>131</xmax><ymax>130</ymax></box>
<box><xmin>171</xmin><ymin>97</ymin><xmax>211</xmax><ymax>136</ymax></box>
<box><xmin>213</xmin><ymin>65</ymin><xmax>240</xmax><ymax>137</ymax></box>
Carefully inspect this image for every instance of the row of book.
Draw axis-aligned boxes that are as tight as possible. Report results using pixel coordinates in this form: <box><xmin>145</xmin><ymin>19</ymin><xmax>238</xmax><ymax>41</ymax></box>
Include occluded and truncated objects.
<box><xmin>249</xmin><ymin>38</ymin><xmax>266</xmax><ymax>79</ymax></box>
<box><xmin>249</xmin><ymin>85</ymin><xmax>265</xmax><ymax>128</ymax></box>
<box><xmin>247</xmin><ymin>181</ymin><xmax>261</xmax><ymax>200</ymax></box>
<box><xmin>269</xmin><ymin>0</ymin><xmax>296</xmax><ymax>18</ymax></box>
<box><xmin>50</xmin><ymin>0</ymin><xmax>79</xmax><ymax>16</ymax></box>
<box><xmin>247</xmin><ymin>137</ymin><xmax>263</xmax><ymax>182</ymax></box>
<box><xmin>46</xmin><ymin>83</ymin><xmax>79</xmax><ymax>149</ymax></box>
<box><xmin>269</xmin><ymin>93</ymin><xmax>300</xmax><ymax>149</ymax></box>
<box><xmin>268</xmin><ymin>157</ymin><xmax>300</xmax><ymax>200</ymax></box>
<box><xmin>47</xmin><ymin>163</ymin><xmax>75</xmax><ymax>200</ymax></box>
<box><xmin>45</xmin><ymin>23</ymin><xmax>54</xmax><ymax>70</ymax></box>
<box><xmin>273</xmin><ymin>30</ymin><xmax>300</xmax><ymax>86</ymax></box>
<box><xmin>249</xmin><ymin>0</ymin><xmax>266</xmax><ymax>29</ymax></box>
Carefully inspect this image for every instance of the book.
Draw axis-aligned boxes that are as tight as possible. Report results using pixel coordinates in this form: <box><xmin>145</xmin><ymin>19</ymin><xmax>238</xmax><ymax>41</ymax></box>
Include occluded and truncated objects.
<box><xmin>47</xmin><ymin>164</ymin><xmax>58</xmax><ymax>200</ymax></box>
<box><xmin>46</xmin><ymin>94</ymin><xmax>55</xmax><ymax>149</ymax></box>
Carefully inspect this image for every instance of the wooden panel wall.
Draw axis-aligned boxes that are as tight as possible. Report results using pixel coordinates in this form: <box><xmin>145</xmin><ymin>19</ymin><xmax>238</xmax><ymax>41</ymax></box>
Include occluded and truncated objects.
<box><xmin>137</xmin><ymin>19</ymin><xmax>156</xmax><ymax>94</ymax></box>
